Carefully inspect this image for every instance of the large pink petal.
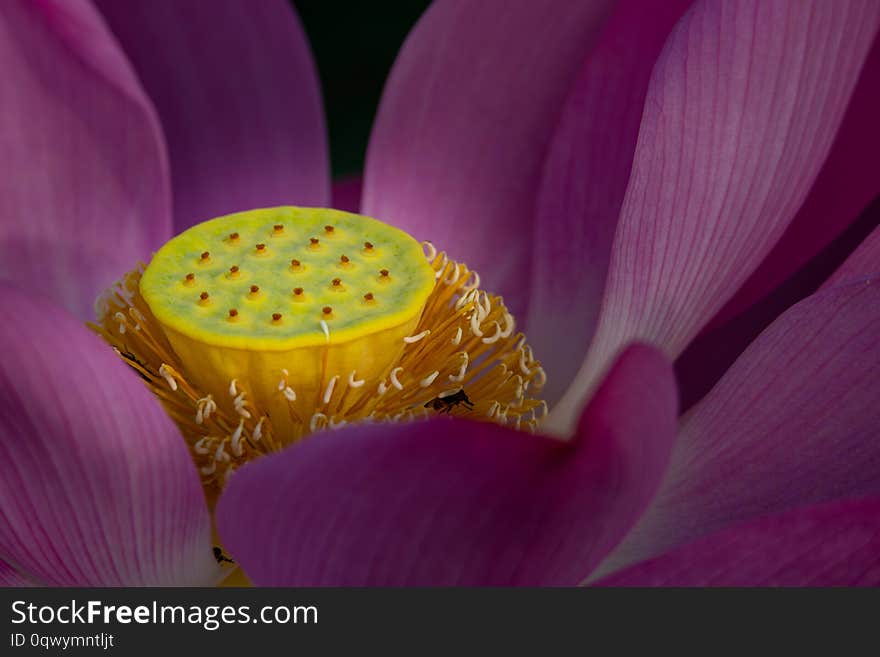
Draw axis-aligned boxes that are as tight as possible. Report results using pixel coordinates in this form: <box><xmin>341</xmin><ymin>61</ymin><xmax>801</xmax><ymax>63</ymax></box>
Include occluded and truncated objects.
<box><xmin>524</xmin><ymin>0</ymin><xmax>692</xmax><ymax>404</ymax></box>
<box><xmin>710</xmin><ymin>37</ymin><xmax>880</xmax><ymax>327</ymax></box>
<box><xmin>596</xmin><ymin>279</ymin><xmax>880</xmax><ymax>577</ymax></box>
<box><xmin>0</xmin><ymin>286</ymin><xmax>217</xmax><ymax>586</ymax></box>
<box><xmin>676</xmin><ymin>196</ymin><xmax>880</xmax><ymax>410</ymax></box>
<box><xmin>822</xmin><ymin>221</ymin><xmax>880</xmax><ymax>289</ymax></box>
<box><xmin>362</xmin><ymin>0</ymin><xmax>617</xmax><ymax>317</ymax></box>
<box><xmin>95</xmin><ymin>0</ymin><xmax>329</xmax><ymax>232</ymax></box>
<box><xmin>0</xmin><ymin>558</ymin><xmax>33</xmax><ymax>587</ymax></box>
<box><xmin>549</xmin><ymin>0</ymin><xmax>880</xmax><ymax>435</ymax></box>
<box><xmin>216</xmin><ymin>344</ymin><xmax>677</xmax><ymax>586</ymax></box>
<box><xmin>596</xmin><ymin>498</ymin><xmax>880</xmax><ymax>586</ymax></box>
<box><xmin>0</xmin><ymin>0</ymin><xmax>172</xmax><ymax>320</ymax></box>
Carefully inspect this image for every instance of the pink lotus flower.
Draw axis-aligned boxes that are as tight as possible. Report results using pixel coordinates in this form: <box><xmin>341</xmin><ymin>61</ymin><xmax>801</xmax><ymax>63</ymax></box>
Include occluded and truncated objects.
<box><xmin>1</xmin><ymin>0</ymin><xmax>879</xmax><ymax>586</ymax></box>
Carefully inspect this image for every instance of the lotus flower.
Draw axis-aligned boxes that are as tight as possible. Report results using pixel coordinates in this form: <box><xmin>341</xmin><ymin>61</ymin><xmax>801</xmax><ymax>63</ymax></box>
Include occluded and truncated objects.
<box><xmin>1</xmin><ymin>0</ymin><xmax>879</xmax><ymax>587</ymax></box>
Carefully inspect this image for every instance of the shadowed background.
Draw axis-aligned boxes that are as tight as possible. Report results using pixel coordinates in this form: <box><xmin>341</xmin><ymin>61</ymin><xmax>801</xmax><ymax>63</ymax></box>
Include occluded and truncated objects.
<box><xmin>294</xmin><ymin>1</ymin><xmax>431</xmax><ymax>177</ymax></box>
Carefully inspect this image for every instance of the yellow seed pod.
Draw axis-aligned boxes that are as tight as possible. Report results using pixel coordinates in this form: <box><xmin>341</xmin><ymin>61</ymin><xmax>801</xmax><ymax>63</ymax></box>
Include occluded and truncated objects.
<box><xmin>139</xmin><ymin>207</ymin><xmax>436</xmax><ymax>437</ymax></box>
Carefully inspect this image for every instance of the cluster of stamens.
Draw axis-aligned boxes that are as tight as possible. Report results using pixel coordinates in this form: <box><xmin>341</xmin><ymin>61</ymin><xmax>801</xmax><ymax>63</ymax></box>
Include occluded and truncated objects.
<box><xmin>92</xmin><ymin>208</ymin><xmax>546</xmax><ymax>500</ymax></box>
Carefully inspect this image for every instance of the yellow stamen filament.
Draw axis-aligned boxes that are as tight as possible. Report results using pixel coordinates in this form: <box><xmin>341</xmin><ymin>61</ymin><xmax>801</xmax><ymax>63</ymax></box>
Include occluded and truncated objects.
<box><xmin>90</xmin><ymin>207</ymin><xmax>546</xmax><ymax>501</ymax></box>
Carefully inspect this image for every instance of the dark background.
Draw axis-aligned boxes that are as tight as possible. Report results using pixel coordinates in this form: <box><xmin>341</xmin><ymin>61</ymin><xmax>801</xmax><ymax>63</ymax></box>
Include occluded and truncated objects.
<box><xmin>294</xmin><ymin>1</ymin><xmax>433</xmax><ymax>177</ymax></box>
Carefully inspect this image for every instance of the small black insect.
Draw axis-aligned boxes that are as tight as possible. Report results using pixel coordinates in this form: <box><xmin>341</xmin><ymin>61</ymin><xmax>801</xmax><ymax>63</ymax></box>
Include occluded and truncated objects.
<box><xmin>425</xmin><ymin>389</ymin><xmax>475</xmax><ymax>414</ymax></box>
<box><xmin>213</xmin><ymin>546</ymin><xmax>235</xmax><ymax>565</ymax></box>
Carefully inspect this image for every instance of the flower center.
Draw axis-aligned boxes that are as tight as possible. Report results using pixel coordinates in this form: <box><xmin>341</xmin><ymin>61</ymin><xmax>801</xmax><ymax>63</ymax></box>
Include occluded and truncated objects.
<box><xmin>139</xmin><ymin>207</ymin><xmax>436</xmax><ymax>440</ymax></box>
<box><xmin>92</xmin><ymin>207</ymin><xmax>547</xmax><ymax>496</ymax></box>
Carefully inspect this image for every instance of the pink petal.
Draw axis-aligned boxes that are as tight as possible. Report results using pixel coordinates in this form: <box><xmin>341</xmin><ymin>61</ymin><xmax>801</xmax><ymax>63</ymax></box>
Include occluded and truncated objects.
<box><xmin>596</xmin><ymin>497</ymin><xmax>880</xmax><ymax>586</ymax></box>
<box><xmin>0</xmin><ymin>558</ymin><xmax>33</xmax><ymax>587</ymax></box>
<box><xmin>711</xmin><ymin>36</ymin><xmax>880</xmax><ymax>327</ymax></box>
<box><xmin>332</xmin><ymin>176</ymin><xmax>363</xmax><ymax>214</ymax></box>
<box><xmin>596</xmin><ymin>279</ymin><xmax>880</xmax><ymax>577</ymax></box>
<box><xmin>362</xmin><ymin>0</ymin><xmax>617</xmax><ymax>317</ymax></box>
<box><xmin>0</xmin><ymin>286</ymin><xmax>216</xmax><ymax>586</ymax></box>
<box><xmin>0</xmin><ymin>0</ymin><xmax>172</xmax><ymax>320</ymax></box>
<box><xmin>216</xmin><ymin>344</ymin><xmax>677</xmax><ymax>586</ymax></box>
<box><xmin>676</xmin><ymin>197</ymin><xmax>880</xmax><ymax>410</ymax></box>
<box><xmin>524</xmin><ymin>0</ymin><xmax>692</xmax><ymax>404</ymax></box>
<box><xmin>95</xmin><ymin>0</ymin><xmax>329</xmax><ymax>232</ymax></box>
<box><xmin>822</xmin><ymin>222</ymin><xmax>880</xmax><ymax>289</ymax></box>
<box><xmin>549</xmin><ymin>0</ymin><xmax>880</xmax><ymax>435</ymax></box>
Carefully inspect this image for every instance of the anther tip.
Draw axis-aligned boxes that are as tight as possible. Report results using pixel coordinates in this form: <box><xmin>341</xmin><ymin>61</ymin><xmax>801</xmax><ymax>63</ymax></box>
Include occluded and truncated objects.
<box><xmin>364</xmin><ymin>241</ymin><xmax>374</xmax><ymax>250</ymax></box>
<box><xmin>199</xmin><ymin>291</ymin><xmax>209</xmax><ymax>300</ymax></box>
<box><xmin>200</xmin><ymin>251</ymin><xmax>210</xmax><ymax>260</ymax></box>
<box><xmin>364</xmin><ymin>292</ymin><xmax>374</xmax><ymax>301</ymax></box>
<box><xmin>322</xmin><ymin>306</ymin><xmax>333</xmax><ymax>315</ymax></box>
<box><xmin>272</xmin><ymin>312</ymin><xmax>282</xmax><ymax>321</ymax></box>
<box><xmin>293</xmin><ymin>287</ymin><xmax>303</xmax><ymax>296</ymax></box>
<box><xmin>228</xmin><ymin>308</ymin><xmax>238</xmax><ymax>317</ymax></box>
<box><xmin>324</xmin><ymin>225</ymin><xmax>335</xmax><ymax>233</ymax></box>
<box><xmin>255</xmin><ymin>243</ymin><xmax>266</xmax><ymax>251</ymax></box>
<box><xmin>310</xmin><ymin>237</ymin><xmax>320</xmax><ymax>245</ymax></box>
<box><xmin>332</xmin><ymin>278</ymin><xmax>342</xmax><ymax>287</ymax></box>
<box><xmin>340</xmin><ymin>255</ymin><xmax>349</xmax><ymax>263</ymax></box>
<box><xmin>250</xmin><ymin>284</ymin><xmax>259</xmax><ymax>293</ymax></box>
<box><xmin>291</xmin><ymin>259</ymin><xmax>301</xmax><ymax>267</ymax></box>
<box><xmin>230</xmin><ymin>265</ymin><xmax>239</xmax><ymax>273</ymax></box>
<box><xmin>185</xmin><ymin>273</ymin><xmax>195</xmax><ymax>280</ymax></box>
<box><xmin>380</xmin><ymin>269</ymin><xmax>389</xmax><ymax>277</ymax></box>
<box><xmin>273</xmin><ymin>224</ymin><xmax>283</xmax><ymax>232</ymax></box>
<box><xmin>229</xmin><ymin>232</ymin><xmax>239</xmax><ymax>240</ymax></box>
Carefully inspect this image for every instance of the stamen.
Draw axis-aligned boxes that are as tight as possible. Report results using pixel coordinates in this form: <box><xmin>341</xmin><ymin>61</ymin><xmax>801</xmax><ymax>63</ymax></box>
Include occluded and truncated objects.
<box><xmin>198</xmin><ymin>291</ymin><xmax>211</xmax><ymax>306</ymax></box>
<box><xmin>403</xmin><ymin>329</ymin><xmax>430</xmax><ymax>344</ymax></box>
<box><xmin>214</xmin><ymin>439</ymin><xmax>230</xmax><ymax>463</ymax></box>
<box><xmin>253</xmin><ymin>417</ymin><xmax>265</xmax><ymax>441</ymax></box>
<box><xmin>310</xmin><ymin>412</ymin><xmax>327</xmax><ymax>432</ymax></box>
<box><xmin>421</xmin><ymin>241</ymin><xmax>437</xmax><ymax>261</ymax></box>
<box><xmin>228</xmin><ymin>378</ymin><xmax>238</xmax><ymax>396</ymax></box>
<box><xmin>461</xmin><ymin>270</ymin><xmax>480</xmax><ymax>292</ymax></box>
<box><xmin>230</xmin><ymin>420</ymin><xmax>245</xmax><ymax>456</ymax></box>
<box><xmin>470</xmin><ymin>311</ymin><xmax>483</xmax><ymax>337</ymax></box>
<box><xmin>114</xmin><ymin>312</ymin><xmax>127</xmax><ymax>334</ymax></box>
<box><xmin>389</xmin><ymin>367</ymin><xmax>404</xmax><ymax>391</ymax></box>
<box><xmin>519</xmin><ymin>349</ymin><xmax>532</xmax><ymax>376</ymax></box>
<box><xmin>227</xmin><ymin>265</ymin><xmax>240</xmax><ymax>279</ymax></box>
<box><xmin>449</xmin><ymin>352</ymin><xmax>469</xmax><ymax>382</ymax></box>
<box><xmin>420</xmin><ymin>371</ymin><xmax>440</xmax><ymax>387</ymax></box>
<box><xmin>348</xmin><ymin>370</ymin><xmax>365</xmax><ymax>388</ymax></box>
<box><xmin>194</xmin><ymin>437</ymin><xmax>213</xmax><ymax>455</ymax></box>
<box><xmin>481</xmin><ymin>321</ymin><xmax>503</xmax><ymax>344</ymax></box>
<box><xmin>183</xmin><ymin>272</ymin><xmax>196</xmax><ymax>287</ymax></box>
<box><xmin>159</xmin><ymin>364</ymin><xmax>178</xmax><ymax>391</ymax></box>
<box><xmin>255</xmin><ymin>243</ymin><xmax>267</xmax><ymax>255</ymax></box>
<box><xmin>452</xmin><ymin>327</ymin><xmax>463</xmax><ymax>346</ymax></box>
<box><xmin>323</xmin><ymin>375</ymin><xmax>339</xmax><ymax>405</ymax></box>
<box><xmin>273</xmin><ymin>224</ymin><xmax>284</xmax><ymax>235</ymax></box>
